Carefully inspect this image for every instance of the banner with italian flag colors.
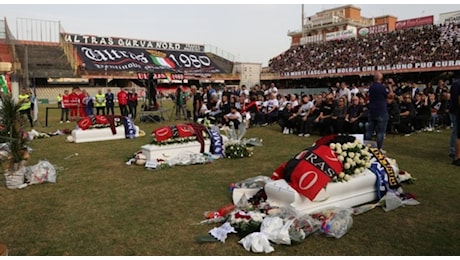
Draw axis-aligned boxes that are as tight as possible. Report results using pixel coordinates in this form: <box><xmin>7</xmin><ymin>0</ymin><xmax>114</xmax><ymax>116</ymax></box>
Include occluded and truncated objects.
<box><xmin>150</xmin><ymin>56</ymin><xmax>176</xmax><ymax>69</ymax></box>
<box><xmin>74</xmin><ymin>45</ymin><xmax>223</xmax><ymax>74</ymax></box>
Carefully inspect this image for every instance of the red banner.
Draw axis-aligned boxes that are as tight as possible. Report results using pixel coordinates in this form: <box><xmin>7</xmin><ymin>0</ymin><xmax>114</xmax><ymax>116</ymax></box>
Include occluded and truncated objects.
<box><xmin>137</xmin><ymin>73</ymin><xmax>184</xmax><ymax>80</ymax></box>
<box><xmin>395</xmin><ymin>15</ymin><xmax>434</xmax><ymax>30</ymax></box>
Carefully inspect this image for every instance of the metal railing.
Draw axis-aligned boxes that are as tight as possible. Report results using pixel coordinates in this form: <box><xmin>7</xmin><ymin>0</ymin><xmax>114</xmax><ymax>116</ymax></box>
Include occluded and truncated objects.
<box><xmin>204</xmin><ymin>44</ymin><xmax>236</xmax><ymax>62</ymax></box>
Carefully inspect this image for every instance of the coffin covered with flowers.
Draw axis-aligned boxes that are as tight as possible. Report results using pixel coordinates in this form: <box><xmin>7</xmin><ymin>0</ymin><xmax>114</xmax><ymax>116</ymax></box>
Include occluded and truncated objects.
<box><xmin>134</xmin><ymin>122</ymin><xmax>262</xmax><ymax>168</ymax></box>
<box><xmin>198</xmin><ymin>134</ymin><xmax>418</xmax><ymax>253</ymax></box>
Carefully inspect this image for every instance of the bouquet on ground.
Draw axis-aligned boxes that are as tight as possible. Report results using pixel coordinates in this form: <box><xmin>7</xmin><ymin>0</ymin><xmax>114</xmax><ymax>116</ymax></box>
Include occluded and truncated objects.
<box><xmin>329</xmin><ymin>139</ymin><xmax>372</xmax><ymax>182</ymax></box>
<box><xmin>228</xmin><ymin>209</ymin><xmax>266</xmax><ymax>237</ymax></box>
<box><xmin>224</xmin><ymin>142</ymin><xmax>253</xmax><ymax>159</ymax></box>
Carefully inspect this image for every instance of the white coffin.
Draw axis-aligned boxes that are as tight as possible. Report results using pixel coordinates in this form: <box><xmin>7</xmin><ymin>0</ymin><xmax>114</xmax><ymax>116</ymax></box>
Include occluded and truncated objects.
<box><xmin>264</xmin><ymin>169</ymin><xmax>378</xmax><ymax>215</ymax></box>
<box><xmin>141</xmin><ymin>140</ymin><xmax>212</xmax><ymax>162</ymax></box>
<box><xmin>232</xmin><ymin>169</ymin><xmax>378</xmax><ymax>215</ymax></box>
<box><xmin>71</xmin><ymin>125</ymin><xmax>140</xmax><ymax>143</ymax></box>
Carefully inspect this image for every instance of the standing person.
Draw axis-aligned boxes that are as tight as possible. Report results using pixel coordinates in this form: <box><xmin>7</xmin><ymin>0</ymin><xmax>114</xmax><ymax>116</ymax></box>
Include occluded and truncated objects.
<box><xmin>127</xmin><ymin>88</ymin><xmax>139</xmax><ymax>119</ymax></box>
<box><xmin>449</xmin><ymin>76</ymin><xmax>460</xmax><ymax>166</ymax></box>
<box><xmin>174</xmin><ymin>86</ymin><xmax>187</xmax><ymax>120</ymax></box>
<box><xmin>94</xmin><ymin>89</ymin><xmax>106</xmax><ymax>115</ymax></box>
<box><xmin>78</xmin><ymin>88</ymin><xmax>87</xmax><ymax>118</ymax></box>
<box><xmin>69</xmin><ymin>86</ymin><xmax>80</xmax><ymax>121</ymax></box>
<box><xmin>60</xmin><ymin>89</ymin><xmax>70</xmax><ymax>123</ymax></box>
<box><xmin>338</xmin><ymin>81</ymin><xmax>352</xmax><ymax>103</ymax></box>
<box><xmin>365</xmin><ymin>72</ymin><xmax>394</xmax><ymax>152</ymax></box>
<box><xmin>83</xmin><ymin>91</ymin><xmax>94</xmax><ymax>116</ymax></box>
<box><xmin>18</xmin><ymin>87</ymin><xmax>33</xmax><ymax>128</ymax></box>
<box><xmin>117</xmin><ymin>87</ymin><xmax>128</xmax><ymax>116</ymax></box>
<box><xmin>56</xmin><ymin>93</ymin><xmax>62</xmax><ymax>108</ymax></box>
<box><xmin>105</xmin><ymin>88</ymin><xmax>115</xmax><ymax>115</ymax></box>
<box><xmin>190</xmin><ymin>85</ymin><xmax>202</xmax><ymax>122</ymax></box>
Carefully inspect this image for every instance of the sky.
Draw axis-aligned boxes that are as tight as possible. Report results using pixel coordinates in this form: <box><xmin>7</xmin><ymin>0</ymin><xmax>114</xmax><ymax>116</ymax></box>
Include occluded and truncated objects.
<box><xmin>1</xmin><ymin>1</ymin><xmax>460</xmax><ymax>66</ymax></box>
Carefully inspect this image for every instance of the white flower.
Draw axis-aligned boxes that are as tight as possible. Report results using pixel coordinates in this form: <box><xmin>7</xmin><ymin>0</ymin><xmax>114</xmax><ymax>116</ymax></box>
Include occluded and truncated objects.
<box><xmin>354</xmin><ymin>168</ymin><xmax>362</xmax><ymax>175</ymax></box>
<box><xmin>344</xmin><ymin>174</ymin><xmax>352</xmax><ymax>181</ymax></box>
<box><xmin>330</xmin><ymin>143</ymin><xmax>336</xmax><ymax>149</ymax></box>
<box><xmin>336</xmin><ymin>143</ymin><xmax>342</xmax><ymax>149</ymax></box>
<box><xmin>339</xmin><ymin>172</ymin><xmax>345</xmax><ymax>178</ymax></box>
<box><xmin>342</xmin><ymin>144</ymin><xmax>348</xmax><ymax>150</ymax></box>
<box><xmin>365</xmin><ymin>162</ymin><xmax>371</xmax><ymax>168</ymax></box>
<box><xmin>249</xmin><ymin>212</ymin><xmax>266</xmax><ymax>222</ymax></box>
<box><xmin>350</xmin><ymin>161</ymin><xmax>356</xmax><ymax>167</ymax></box>
<box><xmin>341</xmin><ymin>152</ymin><xmax>347</xmax><ymax>157</ymax></box>
<box><xmin>354</xmin><ymin>154</ymin><xmax>361</xmax><ymax>160</ymax></box>
<box><xmin>336</xmin><ymin>148</ymin><xmax>343</xmax><ymax>154</ymax></box>
<box><xmin>344</xmin><ymin>163</ymin><xmax>351</xmax><ymax>169</ymax></box>
<box><xmin>346</xmin><ymin>157</ymin><xmax>353</xmax><ymax>164</ymax></box>
<box><xmin>348</xmin><ymin>152</ymin><xmax>355</xmax><ymax>158</ymax></box>
<box><xmin>337</xmin><ymin>155</ymin><xmax>344</xmax><ymax>162</ymax></box>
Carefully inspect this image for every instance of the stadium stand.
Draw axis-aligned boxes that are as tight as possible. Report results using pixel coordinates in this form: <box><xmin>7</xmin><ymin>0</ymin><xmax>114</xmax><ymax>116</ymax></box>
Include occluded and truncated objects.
<box><xmin>269</xmin><ymin>23</ymin><xmax>460</xmax><ymax>73</ymax></box>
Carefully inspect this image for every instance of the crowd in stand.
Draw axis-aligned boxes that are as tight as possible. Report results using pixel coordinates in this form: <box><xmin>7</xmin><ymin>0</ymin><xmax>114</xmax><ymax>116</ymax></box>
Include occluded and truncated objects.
<box><xmin>269</xmin><ymin>22</ymin><xmax>460</xmax><ymax>72</ymax></box>
<box><xmin>192</xmin><ymin>79</ymin><xmax>452</xmax><ymax>138</ymax></box>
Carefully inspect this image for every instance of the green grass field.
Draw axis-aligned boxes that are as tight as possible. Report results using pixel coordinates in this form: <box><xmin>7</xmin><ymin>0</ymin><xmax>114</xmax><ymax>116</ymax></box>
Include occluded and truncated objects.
<box><xmin>1</xmin><ymin>101</ymin><xmax>460</xmax><ymax>256</ymax></box>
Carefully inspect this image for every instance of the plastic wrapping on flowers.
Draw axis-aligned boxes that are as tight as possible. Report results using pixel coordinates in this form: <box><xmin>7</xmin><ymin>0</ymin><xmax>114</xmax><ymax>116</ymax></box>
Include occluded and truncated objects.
<box><xmin>227</xmin><ymin>209</ymin><xmax>265</xmax><ymax>237</ymax></box>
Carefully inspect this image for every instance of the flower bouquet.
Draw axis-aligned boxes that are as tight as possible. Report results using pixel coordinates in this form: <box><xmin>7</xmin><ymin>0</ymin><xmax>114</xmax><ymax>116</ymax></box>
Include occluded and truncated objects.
<box><xmin>228</xmin><ymin>209</ymin><xmax>266</xmax><ymax>237</ymax></box>
<box><xmin>329</xmin><ymin>139</ymin><xmax>372</xmax><ymax>182</ymax></box>
<box><xmin>224</xmin><ymin>142</ymin><xmax>253</xmax><ymax>159</ymax></box>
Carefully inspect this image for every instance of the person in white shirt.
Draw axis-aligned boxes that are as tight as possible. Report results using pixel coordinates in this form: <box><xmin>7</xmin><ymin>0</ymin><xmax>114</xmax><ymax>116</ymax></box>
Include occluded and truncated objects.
<box><xmin>224</xmin><ymin>106</ymin><xmax>243</xmax><ymax>129</ymax></box>
<box><xmin>240</xmin><ymin>85</ymin><xmax>250</xmax><ymax>97</ymax></box>
<box><xmin>338</xmin><ymin>81</ymin><xmax>352</xmax><ymax>103</ymax></box>
<box><xmin>296</xmin><ymin>94</ymin><xmax>315</xmax><ymax>136</ymax></box>
<box><xmin>264</xmin><ymin>92</ymin><xmax>279</xmax><ymax>125</ymax></box>
<box><xmin>268</xmin><ymin>82</ymin><xmax>278</xmax><ymax>96</ymax></box>
<box><xmin>350</xmin><ymin>83</ymin><xmax>360</xmax><ymax>97</ymax></box>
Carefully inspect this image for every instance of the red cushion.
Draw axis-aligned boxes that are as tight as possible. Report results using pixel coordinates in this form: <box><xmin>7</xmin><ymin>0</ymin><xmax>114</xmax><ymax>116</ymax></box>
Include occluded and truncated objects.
<box><xmin>95</xmin><ymin>115</ymin><xmax>109</xmax><ymax>125</ymax></box>
<box><xmin>272</xmin><ymin>145</ymin><xmax>343</xmax><ymax>201</ymax></box>
<box><xmin>153</xmin><ymin>126</ymin><xmax>173</xmax><ymax>142</ymax></box>
<box><xmin>176</xmin><ymin>124</ymin><xmax>195</xmax><ymax>138</ymax></box>
<box><xmin>78</xmin><ymin>117</ymin><xmax>92</xmax><ymax>130</ymax></box>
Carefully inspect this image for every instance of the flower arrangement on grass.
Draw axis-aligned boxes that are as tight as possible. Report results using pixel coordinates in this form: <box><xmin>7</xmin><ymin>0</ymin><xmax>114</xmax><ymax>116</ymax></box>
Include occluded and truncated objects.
<box><xmin>228</xmin><ymin>209</ymin><xmax>266</xmax><ymax>236</ymax></box>
<box><xmin>151</xmin><ymin>135</ymin><xmax>205</xmax><ymax>146</ymax></box>
<box><xmin>224</xmin><ymin>142</ymin><xmax>253</xmax><ymax>159</ymax></box>
<box><xmin>329</xmin><ymin>140</ymin><xmax>372</xmax><ymax>182</ymax></box>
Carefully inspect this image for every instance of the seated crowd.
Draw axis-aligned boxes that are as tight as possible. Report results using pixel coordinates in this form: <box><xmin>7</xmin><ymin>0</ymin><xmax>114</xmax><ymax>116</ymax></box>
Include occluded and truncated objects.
<box><xmin>193</xmin><ymin>79</ymin><xmax>452</xmax><ymax>138</ymax></box>
<box><xmin>269</xmin><ymin>22</ymin><xmax>460</xmax><ymax>73</ymax></box>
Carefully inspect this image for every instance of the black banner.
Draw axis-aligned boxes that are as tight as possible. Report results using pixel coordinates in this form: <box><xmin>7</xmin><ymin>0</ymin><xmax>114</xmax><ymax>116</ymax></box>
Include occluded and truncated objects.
<box><xmin>64</xmin><ymin>33</ymin><xmax>204</xmax><ymax>52</ymax></box>
<box><xmin>75</xmin><ymin>45</ymin><xmax>223</xmax><ymax>74</ymax></box>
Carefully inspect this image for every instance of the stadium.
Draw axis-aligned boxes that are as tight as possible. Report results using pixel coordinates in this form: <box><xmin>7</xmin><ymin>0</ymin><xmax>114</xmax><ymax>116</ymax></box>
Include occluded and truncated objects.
<box><xmin>1</xmin><ymin>4</ymin><xmax>459</xmax><ymax>103</ymax></box>
<box><xmin>1</xmin><ymin>4</ymin><xmax>460</xmax><ymax>256</ymax></box>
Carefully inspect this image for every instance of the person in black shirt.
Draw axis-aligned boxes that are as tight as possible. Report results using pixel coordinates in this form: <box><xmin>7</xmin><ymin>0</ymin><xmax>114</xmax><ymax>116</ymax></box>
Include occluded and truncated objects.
<box><xmin>190</xmin><ymin>85</ymin><xmax>202</xmax><ymax>122</ymax></box>
<box><xmin>105</xmin><ymin>88</ymin><xmax>115</xmax><ymax>115</ymax></box>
